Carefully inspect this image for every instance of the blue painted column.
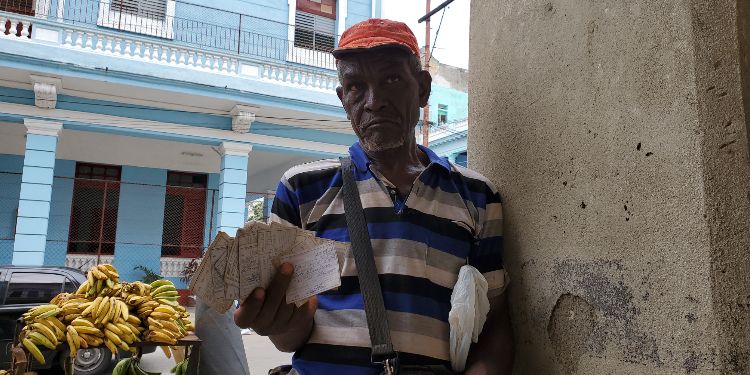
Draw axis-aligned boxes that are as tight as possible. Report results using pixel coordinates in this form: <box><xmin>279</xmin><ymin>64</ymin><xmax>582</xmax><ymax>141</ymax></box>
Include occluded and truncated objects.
<box><xmin>12</xmin><ymin>119</ymin><xmax>63</xmax><ymax>265</ymax></box>
<box><xmin>217</xmin><ymin>142</ymin><xmax>251</xmax><ymax>236</ymax></box>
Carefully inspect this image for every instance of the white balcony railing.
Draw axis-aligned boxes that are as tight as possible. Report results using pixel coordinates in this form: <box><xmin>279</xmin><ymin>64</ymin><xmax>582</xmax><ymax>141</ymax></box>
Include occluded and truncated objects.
<box><xmin>0</xmin><ymin>10</ymin><xmax>339</xmax><ymax>93</ymax></box>
<box><xmin>64</xmin><ymin>254</ymin><xmax>199</xmax><ymax>280</ymax></box>
<box><xmin>65</xmin><ymin>254</ymin><xmax>115</xmax><ymax>271</ymax></box>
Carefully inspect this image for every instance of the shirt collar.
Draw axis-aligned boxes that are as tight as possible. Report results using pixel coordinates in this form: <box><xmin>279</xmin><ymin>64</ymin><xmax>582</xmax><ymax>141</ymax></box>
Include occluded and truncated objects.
<box><xmin>348</xmin><ymin>142</ymin><xmax>451</xmax><ymax>172</ymax></box>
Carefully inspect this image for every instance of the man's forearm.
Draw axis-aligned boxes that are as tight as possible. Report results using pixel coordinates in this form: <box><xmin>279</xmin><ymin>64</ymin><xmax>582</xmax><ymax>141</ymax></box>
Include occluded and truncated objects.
<box><xmin>269</xmin><ymin>319</ymin><xmax>314</xmax><ymax>352</ymax></box>
<box><xmin>464</xmin><ymin>293</ymin><xmax>514</xmax><ymax>374</ymax></box>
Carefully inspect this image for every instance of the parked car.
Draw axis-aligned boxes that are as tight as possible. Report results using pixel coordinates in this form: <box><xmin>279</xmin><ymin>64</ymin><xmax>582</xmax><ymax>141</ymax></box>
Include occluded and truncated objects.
<box><xmin>0</xmin><ymin>266</ymin><xmax>153</xmax><ymax>374</ymax></box>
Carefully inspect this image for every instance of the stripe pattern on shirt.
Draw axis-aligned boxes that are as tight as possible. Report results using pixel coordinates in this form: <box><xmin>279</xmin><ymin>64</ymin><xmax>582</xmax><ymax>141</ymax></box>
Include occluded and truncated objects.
<box><xmin>270</xmin><ymin>143</ymin><xmax>506</xmax><ymax>374</ymax></box>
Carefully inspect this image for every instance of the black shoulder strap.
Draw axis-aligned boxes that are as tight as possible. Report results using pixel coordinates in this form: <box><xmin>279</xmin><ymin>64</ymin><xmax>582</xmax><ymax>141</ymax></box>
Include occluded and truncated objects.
<box><xmin>340</xmin><ymin>157</ymin><xmax>396</xmax><ymax>363</ymax></box>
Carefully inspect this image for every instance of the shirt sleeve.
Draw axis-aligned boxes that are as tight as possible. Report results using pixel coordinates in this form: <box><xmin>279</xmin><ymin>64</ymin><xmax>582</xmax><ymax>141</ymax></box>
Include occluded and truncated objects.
<box><xmin>468</xmin><ymin>184</ymin><xmax>508</xmax><ymax>298</ymax></box>
<box><xmin>269</xmin><ymin>178</ymin><xmax>302</xmax><ymax>229</ymax></box>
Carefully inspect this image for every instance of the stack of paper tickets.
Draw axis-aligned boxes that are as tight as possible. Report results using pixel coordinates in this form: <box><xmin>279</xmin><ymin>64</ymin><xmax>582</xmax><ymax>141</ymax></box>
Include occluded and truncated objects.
<box><xmin>189</xmin><ymin>221</ymin><xmax>348</xmax><ymax>312</ymax></box>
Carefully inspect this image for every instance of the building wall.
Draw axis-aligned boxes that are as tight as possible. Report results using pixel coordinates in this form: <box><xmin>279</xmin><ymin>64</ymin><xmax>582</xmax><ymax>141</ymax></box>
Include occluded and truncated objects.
<box><xmin>0</xmin><ymin>152</ymin><xmax>221</xmax><ymax>282</ymax></box>
<box><xmin>346</xmin><ymin>0</ymin><xmax>373</xmax><ymax>28</ymax></box>
<box><xmin>113</xmin><ymin>166</ymin><xmax>167</xmax><ymax>283</ymax></box>
<box><xmin>0</xmin><ymin>154</ymin><xmax>23</xmax><ymax>265</ymax></box>
<box><xmin>470</xmin><ymin>0</ymin><xmax>750</xmax><ymax>373</ymax></box>
<box><xmin>429</xmin><ymin>85</ymin><xmax>468</xmax><ymax>124</ymax></box>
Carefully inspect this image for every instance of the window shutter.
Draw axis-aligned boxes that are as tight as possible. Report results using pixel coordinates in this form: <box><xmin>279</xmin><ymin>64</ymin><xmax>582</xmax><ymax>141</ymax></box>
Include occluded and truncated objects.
<box><xmin>294</xmin><ymin>11</ymin><xmax>336</xmax><ymax>52</ymax></box>
<box><xmin>111</xmin><ymin>0</ymin><xmax>167</xmax><ymax>20</ymax></box>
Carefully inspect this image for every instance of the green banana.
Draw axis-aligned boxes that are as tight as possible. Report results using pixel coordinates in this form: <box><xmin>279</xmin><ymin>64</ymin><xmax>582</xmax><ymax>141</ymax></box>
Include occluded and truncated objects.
<box><xmin>149</xmin><ymin>280</ymin><xmax>173</xmax><ymax>289</ymax></box>
<box><xmin>111</xmin><ymin>357</ymin><xmax>132</xmax><ymax>375</ymax></box>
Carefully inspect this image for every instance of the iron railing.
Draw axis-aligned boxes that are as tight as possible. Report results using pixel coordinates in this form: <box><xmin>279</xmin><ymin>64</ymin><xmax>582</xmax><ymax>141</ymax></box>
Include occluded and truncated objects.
<box><xmin>0</xmin><ymin>0</ymin><xmax>338</xmax><ymax>68</ymax></box>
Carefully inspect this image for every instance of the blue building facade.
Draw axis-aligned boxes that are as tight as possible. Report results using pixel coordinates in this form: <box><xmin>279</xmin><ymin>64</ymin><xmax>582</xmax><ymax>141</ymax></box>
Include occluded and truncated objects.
<box><xmin>422</xmin><ymin>57</ymin><xmax>469</xmax><ymax>167</ymax></box>
<box><xmin>0</xmin><ymin>0</ymin><xmax>380</xmax><ymax>288</ymax></box>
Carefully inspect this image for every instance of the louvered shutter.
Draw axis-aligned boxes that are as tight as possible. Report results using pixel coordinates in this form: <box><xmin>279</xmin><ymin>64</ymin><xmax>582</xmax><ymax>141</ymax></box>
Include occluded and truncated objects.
<box><xmin>110</xmin><ymin>0</ymin><xmax>167</xmax><ymax>20</ymax></box>
<box><xmin>294</xmin><ymin>11</ymin><xmax>335</xmax><ymax>52</ymax></box>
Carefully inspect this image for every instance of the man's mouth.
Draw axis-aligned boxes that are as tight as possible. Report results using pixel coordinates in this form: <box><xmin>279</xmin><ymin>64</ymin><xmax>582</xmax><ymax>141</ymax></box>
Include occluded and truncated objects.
<box><xmin>363</xmin><ymin>119</ymin><xmax>399</xmax><ymax>129</ymax></box>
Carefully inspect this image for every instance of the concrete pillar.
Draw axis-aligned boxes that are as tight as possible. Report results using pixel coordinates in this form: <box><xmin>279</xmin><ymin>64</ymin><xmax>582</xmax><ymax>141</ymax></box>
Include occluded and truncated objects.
<box><xmin>217</xmin><ymin>142</ymin><xmax>251</xmax><ymax>236</ymax></box>
<box><xmin>12</xmin><ymin>119</ymin><xmax>62</xmax><ymax>265</ymax></box>
<box><xmin>470</xmin><ymin>1</ymin><xmax>750</xmax><ymax>374</ymax></box>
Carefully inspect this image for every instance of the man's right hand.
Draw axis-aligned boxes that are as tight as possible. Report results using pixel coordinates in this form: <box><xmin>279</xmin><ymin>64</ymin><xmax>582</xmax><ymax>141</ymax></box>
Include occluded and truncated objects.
<box><xmin>233</xmin><ymin>263</ymin><xmax>317</xmax><ymax>351</ymax></box>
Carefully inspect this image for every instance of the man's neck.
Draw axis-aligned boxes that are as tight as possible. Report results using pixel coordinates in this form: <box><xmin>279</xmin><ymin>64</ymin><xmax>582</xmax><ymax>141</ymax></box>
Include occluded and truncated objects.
<box><xmin>365</xmin><ymin>139</ymin><xmax>429</xmax><ymax>195</ymax></box>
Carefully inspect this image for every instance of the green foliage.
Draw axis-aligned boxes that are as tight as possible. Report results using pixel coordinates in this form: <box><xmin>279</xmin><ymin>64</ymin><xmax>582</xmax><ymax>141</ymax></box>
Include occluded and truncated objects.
<box><xmin>247</xmin><ymin>200</ymin><xmax>266</xmax><ymax>222</ymax></box>
<box><xmin>133</xmin><ymin>265</ymin><xmax>162</xmax><ymax>284</ymax></box>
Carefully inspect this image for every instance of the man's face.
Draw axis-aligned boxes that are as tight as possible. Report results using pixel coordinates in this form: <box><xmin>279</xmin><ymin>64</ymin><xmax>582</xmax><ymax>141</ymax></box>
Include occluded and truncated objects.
<box><xmin>336</xmin><ymin>48</ymin><xmax>431</xmax><ymax>153</ymax></box>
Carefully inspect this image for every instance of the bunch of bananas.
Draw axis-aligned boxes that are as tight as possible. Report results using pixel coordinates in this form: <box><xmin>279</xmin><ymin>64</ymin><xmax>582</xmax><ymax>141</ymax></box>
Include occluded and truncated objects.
<box><xmin>170</xmin><ymin>359</ymin><xmax>189</xmax><ymax>375</ymax></box>
<box><xmin>111</xmin><ymin>357</ymin><xmax>158</xmax><ymax>375</ymax></box>
<box><xmin>19</xmin><ymin>304</ymin><xmax>66</xmax><ymax>365</ymax></box>
<box><xmin>150</xmin><ymin>279</ymin><xmax>180</xmax><ymax>307</ymax></box>
<box><xmin>17</xmin><ymin>264</ymin><xmax>194</xmax><ymax>370</ymax></box>
<box><xmin>76</xmin><ymin>264</ymin><xmax>121</xmax><ymax>298</ymax></box>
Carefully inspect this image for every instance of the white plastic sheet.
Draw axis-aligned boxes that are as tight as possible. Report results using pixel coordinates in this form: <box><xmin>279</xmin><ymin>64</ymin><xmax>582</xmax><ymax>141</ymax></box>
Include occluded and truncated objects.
<box><xmin>448</xmin><ymin>265</ymin><xmax>490</xmax><ymax>372</ymax></box>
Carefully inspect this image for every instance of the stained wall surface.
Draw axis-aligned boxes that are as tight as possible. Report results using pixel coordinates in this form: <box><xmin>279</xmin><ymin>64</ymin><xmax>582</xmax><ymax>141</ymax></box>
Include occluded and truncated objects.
<box><xmin>468</xmin><ymin>0</ymin><xmax>750</xmax><ymax>373</ymax></box>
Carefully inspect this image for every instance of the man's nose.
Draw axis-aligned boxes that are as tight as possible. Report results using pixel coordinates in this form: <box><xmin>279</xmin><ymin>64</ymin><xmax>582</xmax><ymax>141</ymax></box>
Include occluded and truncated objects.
<box><xmin>364</xmin><ymin>87</ymin><xmax>386</xmax><ymax>112</ymax></box>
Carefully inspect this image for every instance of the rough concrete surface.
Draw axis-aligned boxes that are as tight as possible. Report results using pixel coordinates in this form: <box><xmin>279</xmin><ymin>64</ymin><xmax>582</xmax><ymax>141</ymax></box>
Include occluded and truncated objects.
<box><xmin>469</xmin><ymin>0</ymin><xmax>750</xmax><ymax>374</ymax></box>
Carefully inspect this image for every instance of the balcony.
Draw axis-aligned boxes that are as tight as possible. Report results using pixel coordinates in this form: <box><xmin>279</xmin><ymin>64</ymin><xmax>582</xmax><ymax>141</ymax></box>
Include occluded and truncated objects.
<box><xmin>0</xmin><ymin>0</ymin><xmax>339</xmax><ymax>92</ymax></box>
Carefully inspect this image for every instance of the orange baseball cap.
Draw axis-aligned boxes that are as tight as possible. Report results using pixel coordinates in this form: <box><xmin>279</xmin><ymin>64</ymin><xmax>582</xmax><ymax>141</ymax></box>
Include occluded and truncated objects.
<box><xmin>332</xmin><ymin>18</ymin><xmax>420</xmax><ymax>59</ymax></box>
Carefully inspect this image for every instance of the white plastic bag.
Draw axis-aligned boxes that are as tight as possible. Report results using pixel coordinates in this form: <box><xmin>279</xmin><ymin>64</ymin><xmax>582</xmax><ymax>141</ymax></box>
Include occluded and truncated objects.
<box><xmin>448</xmin><ymin>265</ymin><xmax>490</xmax><ymax>372</ymax></box>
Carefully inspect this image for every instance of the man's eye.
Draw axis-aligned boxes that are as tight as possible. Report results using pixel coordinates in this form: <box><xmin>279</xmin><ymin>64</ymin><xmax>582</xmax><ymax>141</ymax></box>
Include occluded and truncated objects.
<box><xmin>347</xmin><ymin>83</ymin><xmax>362</xmax><ymax>91</ymax></box>
<box><xmin>386</xmin><ymin>75</ymin><xmax>401</xmax><ymax>84</ymax></box>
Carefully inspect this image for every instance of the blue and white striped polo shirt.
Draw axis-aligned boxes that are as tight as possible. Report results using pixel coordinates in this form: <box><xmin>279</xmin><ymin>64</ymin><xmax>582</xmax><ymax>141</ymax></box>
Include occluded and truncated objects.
<box><xmin>270</xmin><ymin>142</ymin><xmax>507</xmax><ymax>374</ymax></box>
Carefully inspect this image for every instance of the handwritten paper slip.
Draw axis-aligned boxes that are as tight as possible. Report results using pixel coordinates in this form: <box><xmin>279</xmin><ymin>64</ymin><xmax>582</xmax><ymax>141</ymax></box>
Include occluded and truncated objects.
<box><xmin>189</xmin><ymin>221</ymin><xmax>348</xmax><ymax>313</ymax></box>
<box><xmin>279</xmin><ymin>243</ymin><xmax>341</xmax><ymax>306</ymax></box>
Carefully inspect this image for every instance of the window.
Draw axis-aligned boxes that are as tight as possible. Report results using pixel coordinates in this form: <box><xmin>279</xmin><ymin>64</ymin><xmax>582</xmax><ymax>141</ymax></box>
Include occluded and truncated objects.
<box><xmin>110</xmin><ymin>0</ymin><xmax>167</xmax><ymax>20</ymax></box>
<box><xmin>438</xmin><ymin>104</ymin><xmax>448</xmax><ymax>126</ymax></box>
<box><xmin>5</xmin><ymin>273</ymin><xmax>64</xmax><ymax>305</ymax></box>
<box><xmin>161</xmin><ymin>171</ymin><xmax>207</xmax><ymax>258</ymax></box>
<box><xmin>294</xmin><ymin>11</ymin><xmax>336</xmax><ymax>52</ymax></box>
<box><xmin>67</xmin><ymin>163</ymin><xmax>121</xmax><ymax>255</ymax></box>
<box><xmin>97</xmin><ymin>0</ymin><xmax>176</xmax><ymax>39</ymax></box>
<box><xmin>0</xmin><ymin>0</ymin><xmax>34</xmax><ymax>16</ymax></box>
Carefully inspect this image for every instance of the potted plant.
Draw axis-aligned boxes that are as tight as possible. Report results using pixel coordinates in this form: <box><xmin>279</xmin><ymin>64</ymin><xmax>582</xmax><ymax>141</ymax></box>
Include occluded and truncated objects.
<box><xmin>179</xmin><ymin>259</ymin><xmax>200</xmax><ymax>307</ymax></box>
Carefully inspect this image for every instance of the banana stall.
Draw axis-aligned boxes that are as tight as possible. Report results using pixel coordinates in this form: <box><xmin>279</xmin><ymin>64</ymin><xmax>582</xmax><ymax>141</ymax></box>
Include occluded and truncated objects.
<box><xmin>6</xmin><ymin>264</ymin><xmax>200</xmax><ymax>375</ymax></box>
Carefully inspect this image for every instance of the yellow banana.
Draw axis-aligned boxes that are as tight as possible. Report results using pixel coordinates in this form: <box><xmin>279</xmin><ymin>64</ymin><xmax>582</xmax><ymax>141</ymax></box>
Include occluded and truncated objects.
<box><xmin>72</xmin><ymin>326</ymin><xmax>103</xmax><ymax>337</ymax></box>
<box><xmin>28</xmin><ymin>331</ymin><xmax>56</xmax><ymax>350</ymax></box>
<box><xmin>31</xmin><ymin>323</ymin><xmax>56</xmax><ymax>344</ymax></box>
<box><xmin>82</xmin><ymin>297</ymin><xmax>102</xmax><ymax>317</ymax></box>
<box><xmin>76</xmin><ymin>280</ymin><xmax>90</xmax><ymax>294</ymax></box>
<box><xmin>103</xmin><ymin>338</ymin><xmax>118</xmax><ymax>354</ymax></box>
<box><xmin>119</xmin><ymin>300</ymin><xmax>130</xmax><ymax>321</ymax></box>
<box><xmin>87</xmin><ymin>269</ymin><xmax>95</xmax><ymax>286</ymax></box>
<box><xmin>30</xmin><ymin>304</ymin><xmax>58</xmax><ymax>318</ymax></box>
<box><xmin>45</xmin><ymin>316</ymin><xmax>66</xmax><ymax>333</ymax></box>
<box><xmin>126</xmin><ymin>315</ymin><xmax>141</xmax><ymax>326</ymax></box>
<box><xmin>146</xmin><ymin>331</ymin><xmax>176</xmax><ymax>345</ymax></box>
<box><xmin>95</xmin><ymin>279</ymin><xmax>103</xmax><ymax>294</ymax></box>
<box><xmin>65</xmin><ymin>328</ymin><xmax>79</xmax><ymax>358</ymax></box>
<box><xmin>78</xmin><ymin>335</ymin><xmax>88</xmax><ymax>348</ymax></box>
<box><xmin>161</xmin><ymin>346</ymin><xmax>172</xmax><ymax>359</ymax></box>
<box><xmin>105</xmin><ymin>323</ymin><xmax>123</xmax><ymax>336</ymax></box>
<box><xmin>160</xmin><ymin>321</ymin><xmax>180</xmax><ymax>334</ymax></box>
<box><xmin>38</xmin><ymin>319</ymin><xmax>64</xmax><ymax>340</ymax></box>
<box><xmin>96</xmin><ymin>297</ymin><xmax>110</xmax><ymax>318</ymax></box>
<box><xmin>147</xmin><ymin>317</ymin><xmax>163</xmax><ymax>328</ymax></box>
<box><xmin>22</xmin><ymin>338</ymin><xmax>46</xmax><ymax>365</ymax></box>
<box><xmin>103</xmin><ymin>329</ymin><xmax>122</xmax><ymax>346</ymax></box>
<box><xmin>154</xmin><ymin>305</ymin><xmax>176</xmax><ymax>315</ymax></box>
<box><xmin>71</xmin><ymin>318</ymin><xmax>95</xmax><ymax>328</ymax></box>
<box><xmin>110</xmin><ymin>298</ymin><xmax>120</xmax><ymax>322</ymax></box>
<box><xmin>91</xmin><ymin>267</ymin><xmax>107</xmax><ymax>280</ymax></box>
<box><xmin>149</xmin><ymin>311</ymin><xmax>173</xmax><ymax>320</ymax></box>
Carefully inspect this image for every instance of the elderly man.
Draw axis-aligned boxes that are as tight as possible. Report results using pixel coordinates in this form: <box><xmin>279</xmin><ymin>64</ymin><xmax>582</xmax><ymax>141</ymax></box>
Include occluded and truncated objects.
<box><xmin>235</xmin><ymin>19</ymin><xmax>513</xmax><ymax>375</ymax></box>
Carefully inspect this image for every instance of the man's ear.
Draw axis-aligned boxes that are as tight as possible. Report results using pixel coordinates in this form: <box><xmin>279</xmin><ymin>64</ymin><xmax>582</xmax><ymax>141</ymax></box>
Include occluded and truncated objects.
<box><xmin>336</xmin><ymin>86</ymin><xmax>344</xmax><ymax>102</ymax></box>
<box><xmin>418</xmin><ymin>70</ymin><xmax>432</xmax><ymax>108</ymax></box>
